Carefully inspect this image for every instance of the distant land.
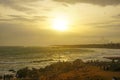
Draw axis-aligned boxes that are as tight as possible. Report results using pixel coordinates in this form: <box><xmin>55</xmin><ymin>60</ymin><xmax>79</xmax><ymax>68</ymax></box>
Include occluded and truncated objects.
<box><xmin>0</xmin><ymin>43</ymin><xmax>120</xmax><ymax>49</ymax></box>
<box><xmin>53</xmin><ymin>43</ymin><xmax>120</xmax><ymax>49</ymax></box>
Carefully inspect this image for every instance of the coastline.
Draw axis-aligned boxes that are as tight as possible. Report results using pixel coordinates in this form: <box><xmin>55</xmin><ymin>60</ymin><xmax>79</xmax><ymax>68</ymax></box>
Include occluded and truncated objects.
<box><xmin>1</xmin><ymin>58</ymin><xmax>120</xmax><ymax>80</ymax></box>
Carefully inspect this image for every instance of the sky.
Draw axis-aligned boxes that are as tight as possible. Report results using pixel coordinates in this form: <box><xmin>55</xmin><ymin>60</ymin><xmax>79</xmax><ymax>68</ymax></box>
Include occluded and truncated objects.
<box><xmin>0</xmin><ymin>0</ymin><xmax>120</xmax><ymax>46</ymax></box>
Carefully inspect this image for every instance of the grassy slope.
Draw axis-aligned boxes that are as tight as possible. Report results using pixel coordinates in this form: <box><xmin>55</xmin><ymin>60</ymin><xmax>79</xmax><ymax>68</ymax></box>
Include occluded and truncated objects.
<box><xmin>17</xmin><ymin>59</ymin><xmax>120</xmax><ymax>80</ymax></box>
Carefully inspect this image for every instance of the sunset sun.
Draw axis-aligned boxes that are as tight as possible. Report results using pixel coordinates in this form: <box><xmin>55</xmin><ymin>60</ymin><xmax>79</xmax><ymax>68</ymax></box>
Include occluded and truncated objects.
<box><xmin>52</xmin><ymin>16</ymin><xmax>69</xmax><ymax>31</ymax></box>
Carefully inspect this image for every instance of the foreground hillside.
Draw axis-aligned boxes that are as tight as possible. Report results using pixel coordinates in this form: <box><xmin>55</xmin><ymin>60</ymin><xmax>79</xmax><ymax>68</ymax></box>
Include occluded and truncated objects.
<box><xmin>15</xmin><ymin>59</ymin><xmax>120</xmax><ymax>80</ymax></box>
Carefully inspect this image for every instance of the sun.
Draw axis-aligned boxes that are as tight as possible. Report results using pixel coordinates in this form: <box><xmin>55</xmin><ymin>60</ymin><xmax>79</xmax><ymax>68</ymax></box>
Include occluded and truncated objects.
<box><xmin>52</xmin><ymin>16</ymin><xmax>69</xmax><ymax>32</ymax></box>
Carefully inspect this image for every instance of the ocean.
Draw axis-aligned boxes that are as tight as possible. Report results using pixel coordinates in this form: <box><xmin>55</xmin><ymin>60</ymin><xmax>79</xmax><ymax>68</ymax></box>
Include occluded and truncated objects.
<box><xmin>0</xmin><ymin>47</ymin><xmax>120</xmax><ymax>75</ymax></box>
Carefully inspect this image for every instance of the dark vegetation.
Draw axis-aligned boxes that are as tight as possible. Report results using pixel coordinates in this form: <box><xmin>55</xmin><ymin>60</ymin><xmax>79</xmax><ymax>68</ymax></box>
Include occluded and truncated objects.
<box><xmin>16</xmin><ymin>59</ymin><xmax>120</xmax><ymax>80</ymax></box>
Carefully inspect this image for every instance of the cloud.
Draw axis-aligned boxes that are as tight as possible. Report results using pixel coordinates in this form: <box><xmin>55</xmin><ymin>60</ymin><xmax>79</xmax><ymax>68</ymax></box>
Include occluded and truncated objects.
<box><xmin>84</xmin><ymin>19</ymin><xmax>120</xmax><ymax>28</ymax></box>
<box><xmin>0</xmin><ymin>0</ymin><xmax>39</xmax><ymax>12</ymax></box>
<box><xmin>95</xmin><ymin>24</ymin><xmax>120</xmax><ymax>29</ymax></box>
<box><xmin>0</xmin><ymin>15</ymin><xmax>48</xmax><ymax>22</ymax></box>
<box><xmin>53</xmin><ymin>0</ymin><xmax>120</xmax><ymax>6</ymax></box>
<box><xmin>0</xmin><ymin>21</ymin><xmax>120</xmax><ymax>46</ymax></box>
<box><xmin>112</xmin><ymin>14</ymin><xmax>120</xmax><ymax>19</ymax></box>
<box><xmin>0</xmin><ymin>22</ymin><xmax>65</xmax><ymax>46</ymax></box>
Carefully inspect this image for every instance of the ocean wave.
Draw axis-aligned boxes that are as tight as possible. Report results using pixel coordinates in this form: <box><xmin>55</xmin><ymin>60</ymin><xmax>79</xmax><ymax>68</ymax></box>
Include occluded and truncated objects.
<box><xmin>0</xmin><ymin>59</ymin><xmax>55</xmax><ymax>64</ymax></box>
<box><xmin>31</xmin><ymin>59</ymin><xmax>55</xmax><ymax>63</ymax></box>
<box><xmin>0</xmin><ymin>61</ymin><xmax>29</xmax><ymax>64</ymax></box>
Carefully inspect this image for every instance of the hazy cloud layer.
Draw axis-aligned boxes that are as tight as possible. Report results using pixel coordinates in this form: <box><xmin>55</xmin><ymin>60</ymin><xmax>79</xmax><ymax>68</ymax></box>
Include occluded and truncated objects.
<box><xmin>0</xmin><ymin>15</ymin><xmax>48</xmax><ymax>22</ymax></box>
<box><xmin>0</xmin><ymin>0</ymin><xmax>39</xmax><ymax>11</ymax></box>
<box><xmin>54</xmin><ymin>0</ymin><xmax>120</xmax><ymax>6</ymax></box>
<box><xmin>112</xmin><ymin>14</ymin><xmax>120</xmax><ymax>19</ymax></box>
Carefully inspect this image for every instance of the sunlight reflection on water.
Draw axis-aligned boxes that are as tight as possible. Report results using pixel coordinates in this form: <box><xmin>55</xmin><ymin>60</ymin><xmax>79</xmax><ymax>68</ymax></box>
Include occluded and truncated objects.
<box><xmin>0</xmin><ymin>47</ymin><xmax>120</xmax><ymax>74</ymax></box>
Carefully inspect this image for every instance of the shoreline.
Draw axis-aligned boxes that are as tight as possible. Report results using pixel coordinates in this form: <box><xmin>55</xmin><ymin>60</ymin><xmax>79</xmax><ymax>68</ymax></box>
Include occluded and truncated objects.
<box><xmin>1</xmin><ymin>58</ymin><xmax>120</xmax><ymax>80</ymax></box>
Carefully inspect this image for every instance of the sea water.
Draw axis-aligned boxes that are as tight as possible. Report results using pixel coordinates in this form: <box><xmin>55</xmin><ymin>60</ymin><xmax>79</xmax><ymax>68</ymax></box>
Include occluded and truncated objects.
<box><xmin>0</xmin><ymin>47</ymin><xmax>120</xmax><ymax>75</ymax></box>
